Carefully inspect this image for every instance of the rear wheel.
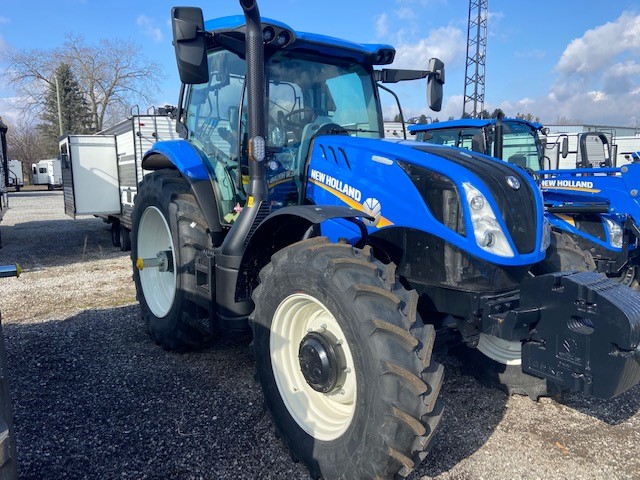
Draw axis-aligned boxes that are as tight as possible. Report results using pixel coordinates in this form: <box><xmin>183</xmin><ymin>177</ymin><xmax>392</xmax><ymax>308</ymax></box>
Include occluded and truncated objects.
<box><xmin>467</xmin><ymin>231</ymin><xmax>595</xmax><ymax>399</ymax></box>
<box><xmin>251</xmin><ymin>237</ymin><xmax>443</xmax><ymax>479</ymax></box>
<box><xmin>131</xmin><ymin>170</ymin><xmax>214</xmax><ymax>352</ymax></box>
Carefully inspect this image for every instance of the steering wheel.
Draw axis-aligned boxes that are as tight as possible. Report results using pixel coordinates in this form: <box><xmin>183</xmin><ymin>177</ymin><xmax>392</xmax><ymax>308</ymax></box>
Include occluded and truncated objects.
<box><xmin>281</xmin><ymin>108</ymin><xmax>317</xmax><ymax>129</ymax></box>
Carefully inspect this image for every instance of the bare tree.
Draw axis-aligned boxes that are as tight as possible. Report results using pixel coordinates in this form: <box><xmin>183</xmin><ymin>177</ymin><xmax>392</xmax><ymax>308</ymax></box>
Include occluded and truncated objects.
<box><xmin>554</xmin><ymin>115</ymin><xmax>583</xmax><ymax>125</ymax></box>
<box><xmin>5</xmin><ymin>116</ymin><xmax>55</xmax><ymax>183</ymax></box>
<box><xmin>2</xmin><ymin>34</ymin><xmax>163</xmax><ymax>132</ymax></box>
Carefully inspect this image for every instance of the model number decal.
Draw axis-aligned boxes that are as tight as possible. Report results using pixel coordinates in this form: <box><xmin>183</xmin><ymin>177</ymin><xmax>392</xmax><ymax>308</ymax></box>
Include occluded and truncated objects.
<box><xmin>310</xmin><ymin>169</ymin><xmax>362</xmax><ymax>202</ymax></box>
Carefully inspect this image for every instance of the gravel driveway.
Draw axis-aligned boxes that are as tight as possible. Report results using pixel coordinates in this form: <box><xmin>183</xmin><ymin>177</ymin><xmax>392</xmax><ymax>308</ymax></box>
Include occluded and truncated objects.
<box><xmin>0</xmin><ymin>190</ymin><xmax>638</xmax><ymax>480</ymax></box>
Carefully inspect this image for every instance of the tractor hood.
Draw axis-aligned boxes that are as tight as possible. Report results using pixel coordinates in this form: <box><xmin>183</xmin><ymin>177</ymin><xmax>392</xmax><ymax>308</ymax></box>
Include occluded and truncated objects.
<box><xmin>305</xmin><ymin>135</ymin><xmax>548</xmax><ymax>268</ymax></box>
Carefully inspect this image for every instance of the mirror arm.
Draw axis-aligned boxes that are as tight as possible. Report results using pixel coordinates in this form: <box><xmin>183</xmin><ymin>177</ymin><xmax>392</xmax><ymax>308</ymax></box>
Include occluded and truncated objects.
<box><xmin>175</xmin><ymin>83</ymin><xmax>189</xmax><ymax>139</ymax></box>
<box><xmin>377</xmin><ymin>82</ymin><xmax>406</xmax><ymax>140</ymax></box>
<box><xmin>376</xmin><ymin>69</ymin><xmax>430</xmax><ymax>83</ymax></box>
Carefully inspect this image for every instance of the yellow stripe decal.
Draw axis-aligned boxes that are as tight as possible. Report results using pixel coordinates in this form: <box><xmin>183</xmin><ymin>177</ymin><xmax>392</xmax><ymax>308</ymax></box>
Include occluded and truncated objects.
<box><xmin>541</xmin><ymin>186</ymin><xmax>601</xmax><ymax>193</ymax></box>
<box><xmin>309</xmin><ymin>178</ymin><xmax>394</xmax><ymax>228</ymax></box>
<box><xmin>268</xmin><ymin>178</ymin><xmax>295</xmax><ymax>188</ymax></box>
<box><xmin>555</xmin><ymin>214</ymin><xmax>576</xmax><ymax>227</ymax></box>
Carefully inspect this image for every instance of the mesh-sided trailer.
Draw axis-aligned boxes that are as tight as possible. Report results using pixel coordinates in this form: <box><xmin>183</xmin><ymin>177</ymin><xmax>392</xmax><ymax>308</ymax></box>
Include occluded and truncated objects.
<box><xmin>59</xmin><ymin>107</ymin><xmax>179</xmax><ymax>250</ymax></box>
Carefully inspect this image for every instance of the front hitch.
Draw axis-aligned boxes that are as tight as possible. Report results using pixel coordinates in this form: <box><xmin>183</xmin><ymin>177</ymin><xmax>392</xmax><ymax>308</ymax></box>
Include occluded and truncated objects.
<box><xmin>519</xmin><ymin>271</ymin><xmax>640</xmax><ymax>399</ymax></box>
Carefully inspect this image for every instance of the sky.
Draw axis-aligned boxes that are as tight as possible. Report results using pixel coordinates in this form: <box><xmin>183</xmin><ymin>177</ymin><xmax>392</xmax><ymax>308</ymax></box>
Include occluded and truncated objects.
<box><xmin>1</xmin><ymin>0</ymin><xmax>640</xmax><ymax>128</ymax></box>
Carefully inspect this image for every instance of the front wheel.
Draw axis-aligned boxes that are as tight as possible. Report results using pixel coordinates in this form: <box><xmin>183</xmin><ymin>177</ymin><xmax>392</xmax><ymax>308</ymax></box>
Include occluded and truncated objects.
<box><xmin>131</xmin><ymin>170</ymin><xmax>214</xmax><ymax>352</ymax></box>
<box><xmin>608</xmin><ymin>265</ymin><xmax>640</xmax><ymax>290</ymax></box>
<box><xmin>251</xmin><ymin>238</ymin><xmax>443</xmax><ymax>479</ymax></box>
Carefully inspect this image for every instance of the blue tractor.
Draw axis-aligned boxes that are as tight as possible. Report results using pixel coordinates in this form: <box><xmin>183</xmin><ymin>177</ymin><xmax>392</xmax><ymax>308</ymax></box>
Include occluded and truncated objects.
<box><xmin>130</xmin><ymin>2</ymin><xmax>640</xmax><ymax>478</ymax></box>
<box><xmin>409</xmin><ymin>118</ymin><xmax>640</xmax><ymax>289</ymax></box>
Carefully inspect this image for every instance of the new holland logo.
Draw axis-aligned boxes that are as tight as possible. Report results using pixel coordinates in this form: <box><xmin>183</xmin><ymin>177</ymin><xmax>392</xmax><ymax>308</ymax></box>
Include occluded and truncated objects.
<box><xmin>540</xmin><ymin>179</ymin><xmax>595</xmax><ymax>189</ymax></box>
<box><xmin>362</xmin><ymin>197</ymin><xmax>382</xmax><ymax>226</ymax></box>
<box><xmin>309</xmin><ymin>169</ymin><xmax>362</xmax><ymax>202</ymax></box>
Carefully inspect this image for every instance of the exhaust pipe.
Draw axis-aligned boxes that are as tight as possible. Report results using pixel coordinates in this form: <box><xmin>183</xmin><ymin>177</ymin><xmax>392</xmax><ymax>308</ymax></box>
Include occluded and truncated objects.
<box><xmin>215</xmin><ymin>0</ymin><xmax>270</xmax><ymax>323</ymax></box>
<box><xmin>239</xmin><ymin>0</ymin><xmax>267</xmax><ymax>201</ymax></box>
<box><xmin>220</xmin><ymin>0</ymin><xmax>269</xmax><ymax>258</ymax></box>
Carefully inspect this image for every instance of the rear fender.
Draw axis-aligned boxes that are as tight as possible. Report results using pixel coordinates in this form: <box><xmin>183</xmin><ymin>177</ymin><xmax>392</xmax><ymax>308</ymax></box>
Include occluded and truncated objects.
<box><xmin>142</xmin><ymin>140</ymin><xmax>224</xmax><ymax>238</ymax></box>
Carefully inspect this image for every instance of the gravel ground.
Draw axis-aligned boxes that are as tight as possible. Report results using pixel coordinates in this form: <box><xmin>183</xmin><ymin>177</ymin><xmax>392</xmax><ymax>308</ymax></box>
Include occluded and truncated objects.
<box><xmin>0</xmin><ymin>189</ymin><xmax>638</xmax><ymax>480</ymax></box>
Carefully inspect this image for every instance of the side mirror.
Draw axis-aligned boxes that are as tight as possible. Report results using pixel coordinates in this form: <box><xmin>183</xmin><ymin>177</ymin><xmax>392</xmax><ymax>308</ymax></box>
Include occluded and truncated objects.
<box><xmin>171</xmin><ymin>7</ymin><xmax>208</xmax><ymax>84</ymax></box>
<box><xmin>560</xmin><ymin>137</ymin><xmax>568</xmax><ymax>158</ymax></box>
<box><xmin>427</xmin><ymin>58</ymin><xmax>445</xmax><ymax>112</ymax></box>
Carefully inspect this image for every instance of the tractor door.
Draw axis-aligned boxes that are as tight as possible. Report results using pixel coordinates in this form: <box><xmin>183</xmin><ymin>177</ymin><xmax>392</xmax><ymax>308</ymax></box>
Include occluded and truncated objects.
<box><xmin>184</xmin><ymin>50</ymin><xmax>247</xmax><ymax>224</ymax></box>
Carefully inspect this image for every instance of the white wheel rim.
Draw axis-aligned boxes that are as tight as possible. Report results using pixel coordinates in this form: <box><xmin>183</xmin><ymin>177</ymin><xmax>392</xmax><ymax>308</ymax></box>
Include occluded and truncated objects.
<box><xmin>138</xmin><ymin>206</ymin><xmax>176</xmax><ymax>318</ymax></box>
<box><xmin>270</xmin><ymin>293</ymin><xmax>356</xmax><ymax>441</ymax></box>
<box><xmin>477</xmin><ymin>334</ymin><xmax>522</xmax><ymax>365</ymax></box>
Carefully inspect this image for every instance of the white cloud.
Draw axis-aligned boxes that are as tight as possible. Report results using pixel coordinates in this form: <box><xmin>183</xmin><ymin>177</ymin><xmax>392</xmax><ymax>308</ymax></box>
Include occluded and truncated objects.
<box><xmin>395</xmin><ymin>8</ymin><xmax>415</xmax><ymax>21</ymax></box>
<box><xmin>587</xmin><ymin>91</ymin><xmax>607</xmax><ymax>102</ymax></box>
<box><xmin>556</xmin><ymin>12</ymin><xmax>640</xmax><ymax>75</ymax></box>
<box><xmin>392</xmin><ymin>25</ymin><xmax>466</xmax><ymax>69</ymax></box>
<box><xmin>137</xmin><ymin>15</ymin><xmax>163</xmax><ymax>43</ymax></box>
<box><xmin>496</xmin><ymin>12</ymin><xmax>640</xmax><ymax>126</ymax></box>
<box><xmin>375</xmin><ymin>13</ymin><xmax>389</xmax><ymax>38</ymax></box>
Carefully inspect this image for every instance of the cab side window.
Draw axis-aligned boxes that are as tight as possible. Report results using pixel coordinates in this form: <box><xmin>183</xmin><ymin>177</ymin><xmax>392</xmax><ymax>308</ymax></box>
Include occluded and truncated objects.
<box><xmin>185</xmin><ymin>50</ymin><xmax>246</xmax><ymax>167</ymax></box>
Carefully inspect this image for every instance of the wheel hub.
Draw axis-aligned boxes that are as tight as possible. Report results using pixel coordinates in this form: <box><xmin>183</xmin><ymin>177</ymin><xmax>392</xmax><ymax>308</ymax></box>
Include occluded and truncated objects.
<box><xmin>298</xmin><ymin>331</ymin><xmax>346</xmax><ymax>393</ymax></box>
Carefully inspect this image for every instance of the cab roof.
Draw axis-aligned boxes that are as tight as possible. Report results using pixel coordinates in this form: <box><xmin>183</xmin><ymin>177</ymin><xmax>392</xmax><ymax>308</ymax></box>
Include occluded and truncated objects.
<box><xmin>204</xmin><ymin>15</ymin><xmax>396</xmax><ymax>65</ymax></box>
<box><xmin>407</xmin><ymin>117</ymin><xmax>542</xmax><ymax>133</ymax></box>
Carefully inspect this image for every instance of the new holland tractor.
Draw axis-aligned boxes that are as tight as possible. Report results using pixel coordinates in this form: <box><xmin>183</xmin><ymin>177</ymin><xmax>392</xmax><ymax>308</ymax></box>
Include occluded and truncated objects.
<box><xmin>409</xmin><ymin>118</ymin><xmax>640</xmax><ymax>289</ymax></box>
<box><xmin>130</xmin><ymin>2</ymin><xmax>640</xmax><ymax>478</ymax></box>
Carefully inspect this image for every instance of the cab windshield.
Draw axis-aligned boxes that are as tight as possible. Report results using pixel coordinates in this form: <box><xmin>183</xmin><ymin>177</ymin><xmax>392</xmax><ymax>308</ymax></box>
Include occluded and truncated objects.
<box><xmin>184</xmin><ymin>48</ymin><xmax>383</xmax><ymax>220</ymax></box>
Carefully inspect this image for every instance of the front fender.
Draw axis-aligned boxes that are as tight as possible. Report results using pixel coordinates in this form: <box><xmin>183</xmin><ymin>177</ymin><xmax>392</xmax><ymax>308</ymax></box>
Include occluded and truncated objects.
<box><xmin>142</xmin><ymin>139</ymin><xmax>224</xmax><ymax>237</ymax></box>
<box><xmin>142</xmin><ymin>139</ymin><xmax>211</xmax><ymax>181</ymax></box>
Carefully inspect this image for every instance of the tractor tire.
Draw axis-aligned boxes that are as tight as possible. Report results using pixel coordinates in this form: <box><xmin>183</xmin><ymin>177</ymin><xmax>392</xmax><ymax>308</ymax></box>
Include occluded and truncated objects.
<box><xmin>464</xmin><ymin>231</ymin><xmax>596</xmax><ymax>400</ymax></box>
<box><xmin>131</xmin><ymin>170</ymin><xmax>214</xmax><ymax>352</ymax></box>
<box><xmin>251</xmin><ymin>237</ymin><xmax>444</xmax><ymax>479</ymax></box>
<box><xmin>608</xmin><ymin>265</ymin><xmax>640</xmax><ymax>291</ymax></box>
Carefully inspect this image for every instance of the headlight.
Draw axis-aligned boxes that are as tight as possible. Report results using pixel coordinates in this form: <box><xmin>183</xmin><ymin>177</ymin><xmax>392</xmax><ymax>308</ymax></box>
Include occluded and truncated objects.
<box><xmin>541</xmin><ymin>216</ymin><xmax>551</xmax><ymax>252</ymax></box>
<box><xmin>603</xmin><ymin>217</ymin><xmax>623</xmax><ymax>248</ymax></box>
<box><xmin>462</xmin><ymin>182</ymin><xmax>515</xmax><ymax>257</ymax></box>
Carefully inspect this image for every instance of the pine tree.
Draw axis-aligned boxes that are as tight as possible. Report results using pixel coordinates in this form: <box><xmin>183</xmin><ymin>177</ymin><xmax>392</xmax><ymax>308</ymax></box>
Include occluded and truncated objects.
<box><xmin>39</xmin><ymin>63</ymin><xmax>92</xmax><ymax>153</ymax></box>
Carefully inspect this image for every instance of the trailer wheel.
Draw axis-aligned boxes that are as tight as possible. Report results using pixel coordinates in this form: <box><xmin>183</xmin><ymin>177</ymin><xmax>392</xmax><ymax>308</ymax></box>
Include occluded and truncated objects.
<box><xmin>131</xmin><ymin>170</ymin><xmax>213</xmax><ymax>352</ymax></box>
<box><xmin>111</xmin><ymin>222</ymin><xmax>121</xmax><ymax>248</ymax></box>
<box><xmin>251</xmin><ymin>237</ymin><xmax>443</xmax><ymax>479</ymax></box>
<box><xmin>119</xmin><ymin>226</ymin><xmax>131</xmax><ymax>252</ymax></box>
<box><xmin>466</xmin><ymin>231</ymin><xmax>595</xmax><ymax>399</ymax></box>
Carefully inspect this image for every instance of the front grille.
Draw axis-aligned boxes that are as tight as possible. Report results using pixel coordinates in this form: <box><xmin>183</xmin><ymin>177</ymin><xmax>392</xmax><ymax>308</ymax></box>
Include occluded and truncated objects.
<box><xmin>397</xmin><ymin>161</ymin><xmax>465</xmax><ymax>236</ymax></box>
<box><xmin>412</xmin><ymin>145</ymin><xmax>538</xmax><ymax>254</ymax></box>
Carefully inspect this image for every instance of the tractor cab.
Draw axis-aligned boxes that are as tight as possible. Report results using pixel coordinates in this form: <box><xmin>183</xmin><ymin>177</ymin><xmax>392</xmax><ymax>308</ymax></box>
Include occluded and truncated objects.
<box><xmin>171</xmin><ymin>15</ymin><xmax>443</xmax><ymax>225</ymax></box>
<box><xmin>409</xmin><ymin>118</ymin><xmax>546</xmax><ymax>171</ymax></box>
